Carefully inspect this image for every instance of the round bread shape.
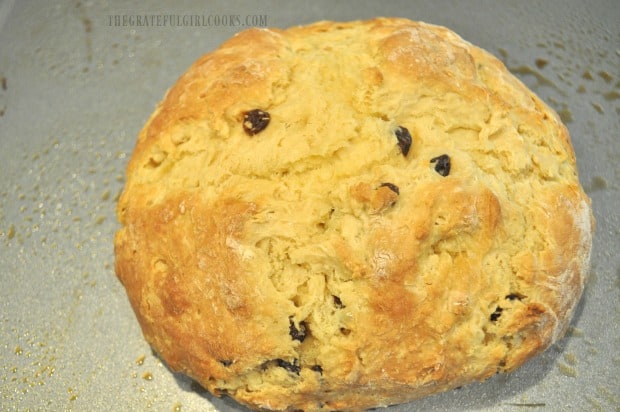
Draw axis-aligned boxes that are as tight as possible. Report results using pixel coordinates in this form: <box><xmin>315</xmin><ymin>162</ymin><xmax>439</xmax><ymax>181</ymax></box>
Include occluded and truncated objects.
<box><xmin>114</xmin><ymin>18</ymin><xmax>594</xmax><ymax>411</ymax></box>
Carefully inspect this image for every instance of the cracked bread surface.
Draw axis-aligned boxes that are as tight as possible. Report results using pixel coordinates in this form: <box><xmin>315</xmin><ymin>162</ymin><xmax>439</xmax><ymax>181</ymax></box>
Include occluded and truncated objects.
<box><xmin>114</xmin><ymin>18</ymin><xmax>594</xmax><ymax>411</ymax></box>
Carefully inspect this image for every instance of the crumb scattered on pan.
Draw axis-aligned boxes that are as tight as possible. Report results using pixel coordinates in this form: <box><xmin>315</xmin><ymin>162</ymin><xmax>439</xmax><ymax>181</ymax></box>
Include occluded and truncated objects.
<box><xmin>567</xmin><ymin>326</ymin><xmax>585</xmax><ymax>337</ymax></box>
<box><xmin>557</xmin><ymin>362</ymin><xmax>578</xmax><ymax>378</ymax></box>
<box><xmin>7</xmin><ymin>224</ymin><xmax>15</xmax><ymax>240</ymax></box>
<box><xmin>563</xmin><ymin>352</ymin><xmax>577</xmax><ymax>365</ymax></box>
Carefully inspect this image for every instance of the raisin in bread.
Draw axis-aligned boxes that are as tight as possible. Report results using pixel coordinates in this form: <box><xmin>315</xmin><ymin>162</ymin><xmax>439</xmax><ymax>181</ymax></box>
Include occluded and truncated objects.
<box><xmin>114</xmin><ymin>18</ymin><xmax>594</xmax><ymax>411</ymax></box>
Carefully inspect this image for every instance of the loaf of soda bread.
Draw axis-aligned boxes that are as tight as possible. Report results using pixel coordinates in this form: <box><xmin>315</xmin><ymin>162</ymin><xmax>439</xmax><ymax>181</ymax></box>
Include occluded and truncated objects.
<box><xmin>114</xmin><ymin>18</ymin><xmax>594</xmax><ymax>411</ymax></box>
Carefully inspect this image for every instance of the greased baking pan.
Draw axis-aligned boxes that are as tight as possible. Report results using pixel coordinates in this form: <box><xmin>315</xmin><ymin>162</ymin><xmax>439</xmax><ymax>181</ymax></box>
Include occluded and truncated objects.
<box><xmin>0</xmin><ymin>1</ymin><xmax>618</xmax><ymax>410</ymax></box>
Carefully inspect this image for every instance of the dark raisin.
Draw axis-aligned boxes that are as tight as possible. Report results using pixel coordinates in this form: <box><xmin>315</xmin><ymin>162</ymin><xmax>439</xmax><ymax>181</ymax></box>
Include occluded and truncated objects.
<box><xmin>394</xmin><ymin>126</ymin><xmax>412</xmax><ymax>156</ymax></box>
<box><xmin>214</xmin><ymin>387</ymin><xmax>229</xmax><ymax>395</ymax></box>
<box><xmin>430</xmin><ymin>154</ymin><xmax>451</xmax><ymax>177</ymax></box>
<box><xmin>332</xmin><ymin>295</ymin><xmax>345</xmax><ymax>308</ymax></box>
<box><xmin>311</xmin><ymin>364</ymin><xmax>323</xmax><ymax>374</ymax></box>
<box><xmin>276</xmin><ymin>358</ymin><xmax>301</xmax><ymax>375</ymax></box>
<box><xmin>490</xmin><ymin>306</ymin><xmax>503</xmax><ymax>322</ymax></box>
<box><xmin>505</xmin><ymin>293</ymin><xmax>523</xmax><ymax>301</ymax></box>
<box><xmin>218</xmin><ymin>359</ymin><xmax>232</xmax><ymax>367</ymax></box>
<box><xmin>242</xmin><ymin>109</ymin><xmax>270</xmax><ymax>135</ymax></box>
<box><xmin>379</xmin><ymin>182</ymin><xmax>400</xmax><ymax>195</ymax></box>
<box><xmin>289</xmin><ymin>317</ymin><xmax>307</xmax><ymax>342</ymax></box>
<box><xmin>340</xmin><ymin>327</ymin><xmax>351</xmax><ymax>336</ymax></box>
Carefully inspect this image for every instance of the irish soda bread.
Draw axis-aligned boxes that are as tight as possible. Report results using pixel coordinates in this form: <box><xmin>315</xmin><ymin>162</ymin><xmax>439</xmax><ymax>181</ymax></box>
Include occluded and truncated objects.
<box><xmin>114</xmin><ymin>18</ymin><xmax>594</xmax><ymax>411</ymax></box>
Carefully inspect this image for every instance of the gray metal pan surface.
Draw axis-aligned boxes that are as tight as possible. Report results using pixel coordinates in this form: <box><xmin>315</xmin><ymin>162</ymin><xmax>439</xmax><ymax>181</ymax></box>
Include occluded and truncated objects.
<box><xmin>0</xmin><ymin>1</ymin><xmax>618</xmax><ymax>410</ymax></box>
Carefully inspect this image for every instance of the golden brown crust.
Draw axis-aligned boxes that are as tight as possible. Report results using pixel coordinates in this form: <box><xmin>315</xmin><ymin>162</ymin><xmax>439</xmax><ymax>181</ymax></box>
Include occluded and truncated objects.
<box><xmin>115</xmin><ymin>18</ymin><xmax>594</xmax><ymax>411</ymax></box>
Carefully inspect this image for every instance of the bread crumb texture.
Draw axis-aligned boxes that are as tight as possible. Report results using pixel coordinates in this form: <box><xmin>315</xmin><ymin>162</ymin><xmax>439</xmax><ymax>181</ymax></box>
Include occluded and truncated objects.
<box><xmin>114</xmin><ymin>18</ymin><xmax>594</xmax><ymax>411</ymax></box>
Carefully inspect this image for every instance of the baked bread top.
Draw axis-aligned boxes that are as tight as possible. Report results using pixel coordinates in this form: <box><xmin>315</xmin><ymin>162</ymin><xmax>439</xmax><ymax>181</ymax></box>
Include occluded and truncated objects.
<box><xmin>114</xmin><ymin>18</ymin><xmax>594</xmax><ymax>411</ymax></box>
